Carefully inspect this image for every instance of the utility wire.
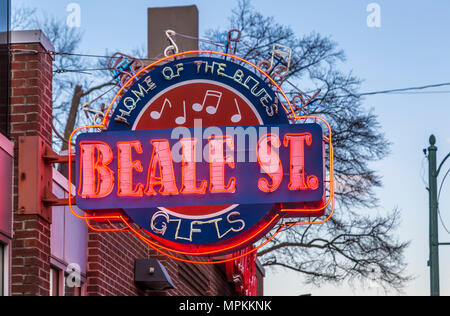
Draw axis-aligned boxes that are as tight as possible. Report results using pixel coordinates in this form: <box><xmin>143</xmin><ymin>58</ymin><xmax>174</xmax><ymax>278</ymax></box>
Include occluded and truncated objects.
<box><xmin>172</xmin><ymin>31</ymin><xmax>226</xmax><ymax>47</ymax></box>
<box><xmin>418</xmin><ymin>154</ymin><xmax>450</xmax><ymax>234</ymax></box>
<box><xmin>54</xmin><ymin>68</ymin><xmax>110</xmax><ymax>74</ymax></box>
<box><xmin>388</xmin><ymin>91</ymin><xmax>450</xmax><ymax>95</ymax></box>
<box><xmin>311</xmin><ymin>83</ymin><xmax>450</xmax><ymax>98</ymax></box>
<box><xmin>51</xmin><ymin>51</ymin><xmax>162</xmax><ymax>61</ymax></box>
<box><xmin>437</xmin><ymin>167</ymin><xmax>450</xmax><ymax>234</ymax></box>
<box><xmin>11</xmin><ymin>48</ymin><xmax>163</xmax><ymax>63</ymax></box>
<box><xmin>420</xmin><ymin>156</ymin><xmax>428</xmax><ymax>187</ymax></box>
<box><xmin>12</xmin><ymin>46</ymin><xmax>450</xmax><ymax>97</ymax></box>
<box><xmin>438</xmin><ymin>207</ymin><xmax>450</xmax><ymax>235</ymax></box>
<box><xmin>437</xmin><ymin>205</ymin><xmax>450</xmax><ymax>235</ymax></box>
<box><xmin>354</xmin><ymin>83</ymin><xmax>450</xmax><ymax>97</ymax></box>
<box><xmin>235</xmin><ymin>39</ymin><xmax>450</xmax><ymax>98</ymax></box>
<box><xmin>438</xmin><ymin>167</ymin><xmax>450</xmax><ymax>201</ymax></box>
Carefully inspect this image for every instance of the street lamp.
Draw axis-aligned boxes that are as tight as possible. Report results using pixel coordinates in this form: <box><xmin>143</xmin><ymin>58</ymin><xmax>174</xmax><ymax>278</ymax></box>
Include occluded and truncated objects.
<box><xmin>427</xmin><ymin>135</ymin><xmax>450</xmax><ymax>297</ymax></box>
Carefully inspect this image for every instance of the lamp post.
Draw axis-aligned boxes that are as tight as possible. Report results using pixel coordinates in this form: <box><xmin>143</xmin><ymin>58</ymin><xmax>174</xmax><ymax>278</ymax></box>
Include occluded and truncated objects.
<box><xmin>427</xmin><ymin>135</ymin><xmax>450</xmax><ymax>296</ymax></box>
<box><xmin>427</xmin><ymin>135</ymin><xmax>439</xmax><ymax>296</ymax></box>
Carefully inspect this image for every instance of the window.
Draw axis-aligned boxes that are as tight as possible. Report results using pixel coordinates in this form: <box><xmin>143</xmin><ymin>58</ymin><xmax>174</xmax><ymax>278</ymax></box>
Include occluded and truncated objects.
<box><xmin>64</xmin><ymin>279</ymin><xmax>84</xmax><ymax>296</ymax></box>
<box><xmin>50</xmin><ymin>267</ymin><xmax>61</xmax><ymax>296</ymax></box>
<box><xmin>0</xmin><ymin>243</ymin><xmax>4</xmax><ymax>296</ymax></box>
<box><xmin>50</xmin><ymin>266</ymin><xmax>85</xmax><ymax>296</ymax></box>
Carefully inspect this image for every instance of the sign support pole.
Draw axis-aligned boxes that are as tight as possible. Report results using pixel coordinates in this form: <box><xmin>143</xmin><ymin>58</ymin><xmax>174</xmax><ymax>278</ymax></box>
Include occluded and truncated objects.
<box><xmin>428</xmin><ymin>135</ymin><xmax>440</xmax><ymax>297</ymax></box>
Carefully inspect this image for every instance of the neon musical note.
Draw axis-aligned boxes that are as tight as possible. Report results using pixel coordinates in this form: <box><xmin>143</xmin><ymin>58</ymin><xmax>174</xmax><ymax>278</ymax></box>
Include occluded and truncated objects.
<box><xmin>231</xmin><ymin>99</ymin><xmax>242</xmax><ymax>123</ymax></box>
<box><xmin>151</xmin><ymin>98</ymin><xmax>172</xmax><ymax>120</ymax></box>
<box><xmin>192</xmin><ymin>90</ymin><xmax>222</xmax><ymax>114</ymax></box>
<box><xmin>175</xmin><ymin>101</ymin><xmax>187</xmax><ymax>125</ymax></box>
<box><xmin>164</xmin><ymin>30</ymin><xmax>179</xmax><ymax>57</ymax></box>
<box><xmin>271</xmin><ymin>43</ymin><xmax>292</xmax><ymax>72</ymax></box>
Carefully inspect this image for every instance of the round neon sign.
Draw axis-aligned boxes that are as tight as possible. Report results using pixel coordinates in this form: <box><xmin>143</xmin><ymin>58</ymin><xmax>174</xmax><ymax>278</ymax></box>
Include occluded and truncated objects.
<box><xmin>107</xmin><ymin>56</ymin><xmax>289</xmax><ymax>253</ymax></box>
<box><xmin>71</xmin><ymin>52</ymin><xmax>331</xmax><ymax>259</ymax></box>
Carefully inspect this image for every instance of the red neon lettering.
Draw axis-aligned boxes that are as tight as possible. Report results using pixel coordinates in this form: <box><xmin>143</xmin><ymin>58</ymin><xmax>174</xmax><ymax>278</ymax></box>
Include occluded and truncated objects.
<box><xmin>117</xmin><ymin>141</ymin><xmax>144</xmax><ymax>197</ymax></box>
<box><xmin>144</xmin><ymin>139</ymin><xmax>179</xmax><ymax>195</ymax></box>
<box><xmin>78</xmin><ymin>142</ymin><xmax>114</xmax><ymax>198</ymax></box>
<box><xmin>257</xmin><ymin>134</ymin><xmax>283</xmax><ymax>193</ymax></box>
<box><xmin>208</xmin><ymin>136</ymin><xmax>236</xmax><ymax>193</ymax></box>
<box><xmin>180</xmin><ymin>138</ymin><xmax>208</xmax><ymax>194</ymax></box>
<box><xmin>283</xmin><ymin>133</ymin><xmax>319</xmax><ymax>190</ymax></box>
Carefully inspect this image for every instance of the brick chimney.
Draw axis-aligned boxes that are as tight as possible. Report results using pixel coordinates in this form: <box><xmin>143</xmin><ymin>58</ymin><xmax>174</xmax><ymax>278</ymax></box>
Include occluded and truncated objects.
<box><xmin>9</xmin><ymin>30</ymin><xmax>53</xmax><ymax>143</ymax></box>
<box><xmin>9</xmin><ymin>30</ymin><xmax>54</xmax><ymax>296</ymax></box>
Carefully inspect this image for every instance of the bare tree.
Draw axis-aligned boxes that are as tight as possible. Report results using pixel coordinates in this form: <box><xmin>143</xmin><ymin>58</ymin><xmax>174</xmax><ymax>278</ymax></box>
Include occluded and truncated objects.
<box><xmin>12</xmin><ymin>8</ymin><xmax>116</xmax><ymax>152</ymax></box>
<box><xmin>13</xmin><ymin>1</ymin><xmax>411</xmax><ymax>292</ymax></box>
<box><xmin>11</xmin><ymin>5</ymin><xmax>36</xmax><ymax>30</ymax></box>
<box><xmin>38</xmin><ymin>17</ymin><xmax>117</xmax><ymax>152</ymax></box>
<box><xmin>204</xmin><ymin>0</ymin><xmax>411</xmax><ymax>292</ymax></box>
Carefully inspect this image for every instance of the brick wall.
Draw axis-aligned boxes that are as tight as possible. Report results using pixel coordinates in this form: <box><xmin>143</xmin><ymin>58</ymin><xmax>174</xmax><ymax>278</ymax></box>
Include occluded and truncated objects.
<box><xmin>86</xmin><ymin>224</ymin><xmax>236</xmax><ymax>296</ymax></box>
<box><xmin>11</xmin><ymin>215</ymin><xmax>51</xmax><ymax>295</ymax></box>
<box><xmin>9</xmin><ymin>38</ymin><xmax>54</xmax><ymax>296</ymax></box>
<box><xmin>9</xmin><ymin>43</ymin><xmax>52</xmax><ymax>142</ymax></box>
<box><xmin>86</xmin><ymin>228</ymin><xmax>148</xmax><ymax>296</ymax></box>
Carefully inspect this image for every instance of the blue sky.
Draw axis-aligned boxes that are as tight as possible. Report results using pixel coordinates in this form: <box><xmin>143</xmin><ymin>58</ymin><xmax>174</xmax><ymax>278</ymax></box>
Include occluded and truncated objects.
<box><xmin>15</xmin><ymin>0</ymin><xmax>450</xmax><ymax>296</ymax></box>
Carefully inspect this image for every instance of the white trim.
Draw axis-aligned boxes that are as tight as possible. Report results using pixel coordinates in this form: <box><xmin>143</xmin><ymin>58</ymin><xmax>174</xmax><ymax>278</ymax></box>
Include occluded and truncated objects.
<box><xmin>10</xmin><ymin>30</ymin><xmax>55</xmax><ymax>55</ymax></box>
<box><xmin>1</xmin><ymin>243</ymin><xmax>8</xmax><ymax>296</ymax></box>
<box><xmin>49</xmin><ymin>266</ymin><xmax>64</xmax><ymax>297</ymax></box>
<box><xmin>52</xmin><ymin>168</ymin><xmax>75</xmax><ymax>192</ymax></box>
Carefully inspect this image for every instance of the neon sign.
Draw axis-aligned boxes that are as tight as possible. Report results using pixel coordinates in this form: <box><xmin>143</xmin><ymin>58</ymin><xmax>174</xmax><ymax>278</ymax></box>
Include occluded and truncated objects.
<box><xmin>76</xmin><ymin>124</ymin><xmax>324</xmax><ymax>208</ymax></box>
<box><xmin>71</xmin><ymin>53</ymin><xmax>333</xmax><ymax>257</ymax></box>
<box><xmin>226</xmin><ymin>246</ymin><xmax>257</xmax><ymax>296</ymax></box>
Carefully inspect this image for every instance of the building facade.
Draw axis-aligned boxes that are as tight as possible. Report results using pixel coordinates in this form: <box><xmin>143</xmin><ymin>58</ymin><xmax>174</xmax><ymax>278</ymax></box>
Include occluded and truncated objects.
<box><xmin>0</xmin><ymin>4</ymin><xmax>265</xmax><ymax>296</ymax></box>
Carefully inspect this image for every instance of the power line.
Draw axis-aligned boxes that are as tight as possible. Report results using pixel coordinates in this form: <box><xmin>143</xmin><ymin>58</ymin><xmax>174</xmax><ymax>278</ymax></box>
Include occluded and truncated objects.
<box><xmin>388</xmin><ymin>91</ymin><xmax>450</xmax><ymax>95</ymax></box>
<box><xmin>438</xmin><ymin>207</ymin><xmax>450</xmax><ymax>235</ymax></box>
<box><xmin>11</xmin><ymin>48</ymin><xmax>163</xmax><ymax>62</ymax></box>
<box><xmin>54</xmin><ymin>68</ymin><xmax>110</xmax><ymax>74</ymax></box>
<box><xmin>356</xmin><ymin>83</ymin><xmax>450</xmax><ymax>97</ymax></box>
<box><xmin>438</xmin><ymin>167</ymin><xmax>450</xmax><ymax>201</ymax></box>
<box><xmin>437</xmin><ymin>167</ymin><xmax>450</xmax><ymax>235</ymax></box>
<box><xmin>52</xmin><ymin>51</ymin><xmax>163</xmax><ymax>61</ymax></box>
<box><xmin>173</xmin><ymin>31</ymin><xmax>226</xmax><ymax>47</ymax></box>
<box><xmin>420</xmin><ymin>156</ymin><xmax>428</xmax><ymax>187</ymax></box>
<box><xmin>321</xmin><ymin>83</ymin><xmax>450</xmax><ymax>99</ymax></box>
<box><xmin>236</xmin><ymin>39</ymin><xmax>450</xmax><ymax>98</ymax></box>
<box><xmin>11</xmin><ymin>48</ymin><xmax>450</xmax><ymax>98</ymax></box>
